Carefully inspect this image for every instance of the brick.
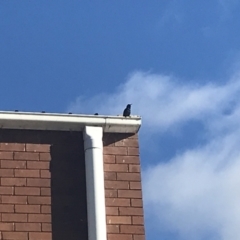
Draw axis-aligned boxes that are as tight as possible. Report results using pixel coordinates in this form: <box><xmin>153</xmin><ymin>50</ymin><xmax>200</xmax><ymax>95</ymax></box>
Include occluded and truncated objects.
<box><xmin>27</xmin><ymin>161</ymin><xmax>49</xmax><ymax>170</ymax></box>
<box><xmin>115</xmin><ymin>139</ymin><xmax>139</xmax><ymax>147</ymax></box>
<box><xmin>0</xmin><ymin>186</ymin><xmax>13</xmax><ymax>195</ymax></box>
<box><xmin>1</xmin><ymin>177</ymin><xmax>26</xmax><ymax>186</ymax></box>
<box><xmin>105</xmin><ymin>172</ymin><xmax>116</xmax><ymax>180</ymax></box>
<box><xmin>28</xmin><ymin>214</ymin><xmax>51</xmax><ymax>223</ymax></box>
<box><xmin>120</xmin><ymin>225</ymin><xmax>144</xmax><ymax>234</ymax></box>
<box><xmin>114</xmin><ymin>140</ymin><xmax>125</xmax><ymax>146</ymax></box>
<box><xmin>42</xmin><ymin>223</ymin><xmax>52</xmax><ymax>231</ymax></box>
<box><xmin>116</xmin><ymin>156</ymin><xmax>140</xmax><ymax>164</ymax></box>
<box><xmin>129</xmin><ymin>165</ymin><xmax>140</xmax><ymax>173</ymax></box>
<box><xmin>128</xmin><ymin>134</ymin><xmax>138</xmax><ymax>139</ymax></box>
<box><xmin>103</xmin><ymin>143</ymin><xmax>115</xmax><ymax>148</ymax></box>
<box><xmin>40</xmin><ymin>170</ymin><xmax>51</xmax><ymax>178</ymax></box>
<box><xmin>0</xmin><ymin>169</ymin><xmax>14</xmax><ymax>177</ymax></box>
<box><xmin>26</xmin><ymin>144</ymin><xmax>50</xmax><ymax>152</ymax></box>
<box><xmin>131</xmin><ymin>199</ymin><xmax>143</xmax><ymax>207</ymax></box>
<box><xmin>104</xmin><ymin>155</ymin><xmax>115</xmax><ymax>163</ymax></box>
<box><xmin>39</xmin><ymin>152</ymin><xmax>51</xmax><ymax>161</ymax></box>
<box><xmin>41</xmin><ymin>187</ymin><xmax>51</xmax><ymax>196</ymax></box>
<box><xmin>105</xmin><ymin>181</ymin><xmax>129</xmax><ymax>190</ymax></box>
<box><xmin>14</xmin><ymin>152</ymin><xmax>39</xmax><ymax>160</ymax></box>
<box><xmin>105</xmin><ymin>189</ymin><xmax>117</xmax><ymax>198</ymax></box>
<box><xmin>0</xmin><ymin>143</ymin><xmax>25</xmax><ymax>151</ymax></box>
<box><xmin>41</xmin><ymin>206</ymin><xmax>51</xmax><ymax>213</ymax></box>
<box><xmin>130</xmin><ymin>182</ymin><xmax>142</xmax><ymax>190</ymax></box>
<box><xmin>128</xmin><ymin>147</ymin><xmax>139</xmax><ymax>156</ymax></box>
<box><xmin>107</xmin><ymin>216</ymin><xmax>131</xmax><ymax>224</ymax></box>
<box><xmin>108</xmin><ymin>234</ymin><xmax>133</xmax><ymax>240</ymax></box>
<box><xmin>132</xmin><ymin>216</ymin><xmax>144</xmax><ymax>225</ymax></box>
<box><xmin>2</xmin><ymin>196</ymin><xmax>27</xmax><ymax>204</ymax></box>
<box><xmin>117</xmin><ymin>173</ymin><xmax>141</xmax><ymax>181</ymax></box>
<box><xmin>0</xmin><ymin>222</ymin><xmax>14</xmax><ymax>230</ymax></box>
<box><xmin>104</xmin><ymin>147</ymin><xmax>127</xmax><ymax>155</ymax></box>
<box><xmin>103</xmin><ymin>136</ymin><xmax>115</xmax><ymax>147</ymax></box>
<box><xmin>0</xmin><ymin>151</ymin><xmax>13</xmax><ymax>159</ymax></box>
<box><xmin>107</xmin><ymin>225</ymin><xmax>120</xmax><ymax>233</ymax></box>
<box><xmin>106</xmin><ymin>198</ymin><xmax>130</xmax><ymax>207</ymax></box>
<box><xmin>106</xmin><ymin>207</ymin><xmax>118</xmax><ymax>215</ymax></box>
<box><xmin>2</xmin><ymin>232</ymin><xmax>28</xmax><ymax>240</ymax></box>
<box><xmin>133</xmin><ymin>235</ymin><xmax>145</xmax><ymax>240</ymax></box>
<box><xmin>2</xmin><ymin>213</ymin><xmax>27</xmax><ymax>222</ymax></box>
<box><xmin>104</xmin><ymin>164</ymin><xmax>128</xmax><ymax>172</ymax></box>
<box><xmin>15</xmin><ymin>169</ymin><xmax>40</xmax><ymax>178</ymax></box>
<box><xmin>29</xmin><ymin>232</ymin><xmax>52</xmax><ymax>240</ymax></box>
<box><xmin>0</xmin><ymin>204</ymin><xmax>14</xmax><ymax>213</ymax></box>
<box><xmin>119</xmin><ymin>207</ymin><xmax>143</xmax><ymax>216</ymax></box>
<box><xmin>15</xmin><ymin>205</ymin><xmax>40</xmax><ymax>213</ymax></box>
<box><xmin>27</xmin><ymin>178</ymin><xmax>50</xmax><ymax>187</ymax></box>
<box><xmin>125</xmin><ymin>139</ymin><xmax>139</xmax><ymax>147</ymax></box>
<box><xmin>15</xmin><ymin>187</ymin><xmax>40</xmax><ymax>196</ymax></box>
<box><xmin>28</xmin><ymin>196</ymin><xmax>51</xmax><ymax>205</ymax></box>
<box><xmin>1</xmin><ymin>160</ymin><xmax>26</xmax><ymax>169</ymax></box>
<box><xmin>15</xmin><ymin>223</ymin><xmax>41</xmax><ymax>231</ymax></box>
<box><xmin>118</xmin><ymin>190</ymin><xmax>142</xmax><ymax>198</ymax></box>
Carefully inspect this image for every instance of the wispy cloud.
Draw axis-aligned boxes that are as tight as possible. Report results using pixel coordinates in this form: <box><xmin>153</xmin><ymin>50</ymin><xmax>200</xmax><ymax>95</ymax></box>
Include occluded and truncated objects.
<box><xmin>68</xmin><ymin>69</ymin><xmax>240</xmax><ymax>239</ymax></box>
<box><xmin>143</xmin><ymin>130</ymin><xmax>240</xmax><ymax>239</ymax></box>
<box><xmin>68</xmin><ymin>70</ymin><xmax>240</xmax><ymax>132</ymax></box>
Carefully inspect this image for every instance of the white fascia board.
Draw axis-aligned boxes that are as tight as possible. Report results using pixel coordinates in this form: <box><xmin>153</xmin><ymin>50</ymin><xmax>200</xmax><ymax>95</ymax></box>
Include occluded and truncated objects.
<box><xmin>0</xmin><ymin>111</ymin><xmax>141</xmax><ymax>133</ymax></box>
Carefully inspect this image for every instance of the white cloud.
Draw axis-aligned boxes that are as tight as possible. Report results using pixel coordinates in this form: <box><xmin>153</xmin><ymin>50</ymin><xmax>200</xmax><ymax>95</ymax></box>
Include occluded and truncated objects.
<box><xmin>68</xmin><ymin>70</ymin><xmax>240</xmax><ymax>132</ymax></box>
<box><xmin>143</xmin><ymin>130</ymin><xmax>240</xmax><ymax>240</ymax></box>
<box><xmin>68</xmin><ymin>70</ymin><xmax>240</xmax><ymax>239</ymax></box>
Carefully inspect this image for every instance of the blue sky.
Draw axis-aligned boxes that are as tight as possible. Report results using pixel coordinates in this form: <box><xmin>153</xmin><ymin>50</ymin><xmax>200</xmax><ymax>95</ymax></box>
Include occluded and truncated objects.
<box><xmin>2</xmin><ymin>1</ymin><xmax>240</xmax><ymax>239</ymax></box>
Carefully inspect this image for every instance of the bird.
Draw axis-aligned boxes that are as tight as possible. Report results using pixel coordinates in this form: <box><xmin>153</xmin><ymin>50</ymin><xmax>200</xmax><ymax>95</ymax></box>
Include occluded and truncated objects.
<box><xmin>94</xmin><ymin>113</ymin><xmax>99</xmax><ymax>115</ymax></box>
<box><xmin>123</xmin><ymin>104</ymin><xmax>132</xmax><ymax>117</ymax></box>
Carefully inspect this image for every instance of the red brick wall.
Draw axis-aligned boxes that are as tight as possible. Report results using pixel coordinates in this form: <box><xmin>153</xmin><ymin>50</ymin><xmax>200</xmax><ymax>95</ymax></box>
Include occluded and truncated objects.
<box><xmin>103</xmin><ymin>133</ymin><xmax>145</xmax><ymax>240</ymax></box>
<box><xmin>0</xmin><ymin>129</ymin><xmax>145</xmax><ymax>240</ymax></box>
<box><xmin>0</xmin><ymin>129</ymin><xmax>88</xmax><ymax>240</ymax></box>
<box><xmin>0</xmin><ymin>141</ymin><xmax>51</xmax><ymax>240</ymax></box>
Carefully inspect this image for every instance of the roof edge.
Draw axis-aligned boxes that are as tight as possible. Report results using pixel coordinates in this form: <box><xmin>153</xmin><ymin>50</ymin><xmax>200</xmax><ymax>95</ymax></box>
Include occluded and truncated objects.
<box><xmin>0</xmin><ymin>111</ymin><xmax>141</xmax><ymax>133</ymax></box>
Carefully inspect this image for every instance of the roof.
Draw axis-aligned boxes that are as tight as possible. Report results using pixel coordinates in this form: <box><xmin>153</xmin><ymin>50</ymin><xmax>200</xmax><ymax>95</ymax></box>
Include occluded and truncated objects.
<box><xmin>0</xmin><ymin>111</ymin><xmax>141</xmax><ymax>133</ymax></box>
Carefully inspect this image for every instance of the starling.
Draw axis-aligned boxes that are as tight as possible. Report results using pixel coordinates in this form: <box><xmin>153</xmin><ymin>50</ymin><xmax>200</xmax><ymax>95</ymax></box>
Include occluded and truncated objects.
<box><xmin>123</xmin><ymin>104</ymin><xmax>132</xmax><ymax>117</ymax></box>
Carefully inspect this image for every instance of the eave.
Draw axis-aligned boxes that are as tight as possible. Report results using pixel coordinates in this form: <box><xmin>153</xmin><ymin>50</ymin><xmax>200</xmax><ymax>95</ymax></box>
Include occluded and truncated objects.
<box><xmin>0</xmin><ymin>111</ymin><xmax>141</xmax><ymax>133</ymax></box>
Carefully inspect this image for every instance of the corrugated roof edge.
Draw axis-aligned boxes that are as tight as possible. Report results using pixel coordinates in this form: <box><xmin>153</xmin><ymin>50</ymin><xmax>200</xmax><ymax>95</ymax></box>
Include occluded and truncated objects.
<box><xmin>0</xmin><ymin>111</ymin><xmax>141</xmax><ymax>133</ymax></box>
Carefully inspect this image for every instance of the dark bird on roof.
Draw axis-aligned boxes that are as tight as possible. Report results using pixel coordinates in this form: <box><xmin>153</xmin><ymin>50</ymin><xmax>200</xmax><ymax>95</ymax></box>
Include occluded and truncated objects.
<box><xmin>123</xmin><ymin>104</ymin><xmax>132</xmax><ymax>117</ymax></box>
<box><xmin>94</xmin><ymin>113</ymin><xmax>99</xmax><ymax>115</ymax></box>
